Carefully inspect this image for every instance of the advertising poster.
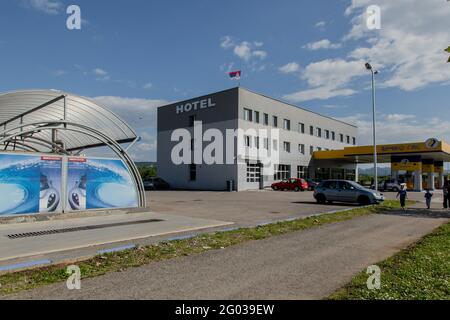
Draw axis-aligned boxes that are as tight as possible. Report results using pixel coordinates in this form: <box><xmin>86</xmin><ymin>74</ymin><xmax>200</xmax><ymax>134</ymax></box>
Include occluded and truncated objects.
<box><xmin>67</xmin><ymin>158</ymin><xmax>87</xmax><ymax>211</ymax></box>
<box><xmin>85</xmin><ymin>158</ymin><xmax>138</xmax><ymax>210</ymax></box>
<box><xmin>39</xmin><ymin>156</ymin><xmax>63</xmax><ymax>213</ymax></box>
<box><xmin>0</xmin><ymin>154</ymin><xmax>41</xmax><ymax>215</ymax></box>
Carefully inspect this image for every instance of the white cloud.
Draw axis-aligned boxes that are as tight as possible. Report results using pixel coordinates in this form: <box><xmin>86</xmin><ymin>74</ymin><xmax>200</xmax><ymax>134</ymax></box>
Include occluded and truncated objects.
<box><xmin>220</xmin><ymin>36</ymin><xmax>234</xmax><ymax>49</ymax></box>
<box><xmin>283</xmin><ymin>59</ymin><xmax>364</xmax><ymax>102</ymax></box>
<box><xmin>92</xmin><ymin>68</ymin><xmax>110</xmax><ymax>81</ymax></box>
<box><xmin>323</xmin><ymin>104</ymin><xmax>349</xmax><ymax>109</ymax></box>
<box><xmin>21</xmin><ymin>0</ymin><xmax>62</xmax><ymax>15</ymax></box>
<box><xmin>279</xmin><ymin>62</ymin><xmax>300</xmax><ymax>74</ymax></box>
<box><xmin>337</xmin><ymin>113</ymin><xmax>450</xmax><ymax>146</ymax></box>
<box><xmin>345</xmin><ymin>0</ymin><xmax>450</xmax><ymax>91</ymax></box>
<box><xmin>221</xmin><ymin>36</ymin><xmax>267</xmax><ymax>62</ymax></box>
<box><xmin>304</xmin><ymin>39</ymin><xmax>342</xmax><ymax>50</ymax></box>
<box><xmin>89</xmin><ymin>96</ymin><xmax>168</xmax><ymax>162</ymax></box>
<box><xmin>53</xmin><ymin>69</ymin><xmax>67</xmax><ymax>76</ymax></box>
<box><xmin>90</xmin><ymin>96</ymin><xmax>167</xmax><ymax>130</ymax></box>
<box><xmin>285</xmin><ymin>0</ymin><xmax>450</xmax><ymax>102</ymax></box>
<box><xmin>284</xmin><ymin>86</ymin><xmax>356</xmax><ymax>102</ymax></box>
<box><xmin>315</xmin><ymin>21</ymin><xmax>326</xmax><ymax>29</ymax></box>
<box><xmin>143</xmin><ymin>83</ymin><xmax>153</xmax><ymax>90</ymax></box>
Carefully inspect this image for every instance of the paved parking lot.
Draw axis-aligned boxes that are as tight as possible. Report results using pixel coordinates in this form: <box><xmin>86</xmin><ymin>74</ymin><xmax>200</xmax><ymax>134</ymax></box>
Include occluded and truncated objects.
<box><xmin>146</xmin><ymin>189</ymin><xmax>441</xmax><ymax>226</ymax></box>
<box><xmin>147</xmin><ymin>190</ymin><xmax>357</xmax><ymax>226</ymax></box>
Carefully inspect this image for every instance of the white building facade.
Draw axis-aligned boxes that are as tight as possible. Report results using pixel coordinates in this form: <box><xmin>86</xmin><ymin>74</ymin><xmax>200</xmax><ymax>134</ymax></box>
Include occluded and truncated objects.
<box><xmin>157</xmin><ymin>87</ymin><xmax>358</xmax><ymax>191</ymax></box>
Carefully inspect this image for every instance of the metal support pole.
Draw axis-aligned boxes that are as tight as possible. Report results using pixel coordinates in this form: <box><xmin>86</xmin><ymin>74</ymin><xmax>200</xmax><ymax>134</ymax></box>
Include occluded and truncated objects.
<box><xmin>371</xmin><ymin>70</ymin><xmax>378</xmax><ymax>192</ymax></box>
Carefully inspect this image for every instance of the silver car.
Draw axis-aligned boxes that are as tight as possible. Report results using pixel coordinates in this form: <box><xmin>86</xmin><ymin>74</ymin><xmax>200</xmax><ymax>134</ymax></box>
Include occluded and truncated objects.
<box><xmin>314</xmin><ymin>180</ymin><xmax>384</xmax><ymax>205</ymax></box>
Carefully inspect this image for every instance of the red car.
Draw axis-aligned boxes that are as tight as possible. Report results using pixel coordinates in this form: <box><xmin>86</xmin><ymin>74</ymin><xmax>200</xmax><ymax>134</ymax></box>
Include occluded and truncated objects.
<box><xmin>271</xmin><ymin>178</ymin><xmax>308</xmax><ymax>192</ymax></box>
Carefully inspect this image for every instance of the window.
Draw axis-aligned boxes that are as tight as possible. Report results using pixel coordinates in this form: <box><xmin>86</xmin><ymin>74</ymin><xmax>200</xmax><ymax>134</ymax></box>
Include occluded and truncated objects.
<box><xmin>310</xmin><ymin>146</ymin><xmax>314</xmax><ymax>155</ymax></box>
<box><xmin>273</xmin><ymin>139</ymin><xmax>278</xmax><ymax>151</ymax></box>
<box><xmin>340</xmin><ymin>134</ymin><xmax>344</xmax><ymax>143</ymax></box>
<box><xmin>264</xmin><ymin>113</ymin><xmax>269</xmax><ymax>126</ymax></box>
<box><xmin>189</xmin><ymin>164</ymin><xmax>197</xmax><ymax>181</ymax></box>
<box><xmin>316</xmin><ymin>127</ymin><xmax>322</xmax><ymax>138</ymax></box>
<box><xmin>189</xmin><ymin>115</ymin><xmax>197</xmax><ymax>127</ymax></box>
<box><xmin>283</xmin><ymin>142</ymin><xmax>291</xmax><ymax>153</ymax></box>
<box><xmin>321</xmin><ymin>180</ymin><xmax>338</xmax><ymax>189</ymax></box>
<box><xmin>331</xmin><ymin>131</ymin><xmax>336</xmax><ymax>141</ymax></box>
<box><xmin>346</xmin><ymin>135</ymin><xmax>350</xmax><ymax>144</ymax></box>
<box><xmin>263</xmin><ymin>138</ymin><xmax>269</xmax><ymax>149</ymax></box>
<box><xmin>283</xmin><ymin>119</ymin><xmax>291</xmax><ymax>131</ymax></box>
<box><xmin>299</xmin><ymin>144</ymin><xmax>305</xmax><ymax>155</ymax></box>
<box><xmin>274</xmin><ymin>165</ymin><xmax>291</xmax><ymax>180</ymax></box>
<box><xmin>317</xmin><ymin>147</ymin><xmax>322</xmax><ymax>151</ymax></box>
<box><xmin>244</xmin><ymin>135</ymin><xmax>251</xmax><ymax>147</ymax></box>
<box><xmin>246</xmin><ymin>161</ymin><xmax>261</xmax><ymax>183</ymax></box>
<box><xmin>297</xmin><ymin>166</ymin><xmax>309</xmax><ymax>179</ymax></box>
<box><xmin>254</xmin><ymin>111</ymin><xmax>260</xmax><ymax>124</ymax></box>
<box><xmin>352</xmin><ymin>137</ymin><xmax>356</xmax><ymax>145</ymax></box>
<box><xmin>310</xmin><ymin>126</ymin><xmax>314</xmax><ymax>136</ymax></box>
<box><xmin>273</xmin><ymin>116</ymin><xmax>278</xmax><ymax>127</ymax></box>
<box><xmin>325</xmin><ymin>130</ymin><xmax>330</xmax><ymax>139</ymax></box>
<box><xmin>244</xmin><ymin>108</ymin><xmax>253</xmax><ymax>122</ymax></box>
<box><xmin>298</xmin><ymin>123</ymin><xmax>305</xmax><ymax>134</ymax></box>
<box><xmin>254</xmin><ymin>137</ymin><xmax>260</xmax><ymax>149</ymax></box>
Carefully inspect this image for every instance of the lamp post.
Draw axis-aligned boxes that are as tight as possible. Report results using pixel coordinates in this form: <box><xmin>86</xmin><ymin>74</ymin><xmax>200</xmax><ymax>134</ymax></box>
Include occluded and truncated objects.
<box><xmin>365</xmin><ymin>62</ymin><xmax>379</xmax><ymax>192</ymax></box>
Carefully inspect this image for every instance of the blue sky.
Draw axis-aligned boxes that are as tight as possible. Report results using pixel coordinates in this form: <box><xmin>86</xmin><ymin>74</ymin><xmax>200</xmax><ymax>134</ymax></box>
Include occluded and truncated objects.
<box><xmin>1</xmin><ymin>0</ymin><xmax>449</xmax><ymax>161</ymax></box>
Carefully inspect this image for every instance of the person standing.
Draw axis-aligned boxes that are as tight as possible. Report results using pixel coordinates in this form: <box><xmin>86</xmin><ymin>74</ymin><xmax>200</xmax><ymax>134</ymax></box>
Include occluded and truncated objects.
<box><xmin>443</xmin><ymin>180</ymin><xmax>449</xmax><ymax>209</ymax></box>
<box><xmin>424</xmin><ymin>189</ymin><xmax>433</xmax><ymax>210</ymax></box>
<box><xmin>397</xmin><ymin>184</ymin><xmax>408</xmax><ymax>211</ymax></box>
<box><xmin>446</xmin><ymin>181</ymin><xmax>450</xmax><ymax>210</ymax></box>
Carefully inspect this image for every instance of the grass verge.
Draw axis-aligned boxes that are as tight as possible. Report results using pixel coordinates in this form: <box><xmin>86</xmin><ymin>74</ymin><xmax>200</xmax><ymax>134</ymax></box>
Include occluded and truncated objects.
<box><xmin>330</xmin><ymin>220</ymin><xmax>450</xmax><ymax>300</ymax></box>
<box><xmin>0</xmin><ymin>200</ymin><xmax>408</xmax><ymax>296</ymax></box>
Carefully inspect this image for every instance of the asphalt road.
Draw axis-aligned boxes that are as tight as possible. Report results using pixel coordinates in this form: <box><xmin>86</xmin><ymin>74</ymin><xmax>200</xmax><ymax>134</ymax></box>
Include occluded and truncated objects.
<box><xmin>4</xmin><ymin>209</ymin><xmax>448</xmax><ymax>300</ymax></box>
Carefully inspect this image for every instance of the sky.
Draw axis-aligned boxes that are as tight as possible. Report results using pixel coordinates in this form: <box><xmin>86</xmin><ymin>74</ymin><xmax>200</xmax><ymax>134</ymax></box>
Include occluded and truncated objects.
<box><xmin>0</xmin><ymin>0</ymin><xmax>449</xmax><ymax>162</ymax></box>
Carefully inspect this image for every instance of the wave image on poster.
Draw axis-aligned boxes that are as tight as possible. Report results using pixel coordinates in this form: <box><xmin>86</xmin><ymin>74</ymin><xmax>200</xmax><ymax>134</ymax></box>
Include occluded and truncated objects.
<box><xmin>85</xmin><ymin>159</ymin><xmax>138</xmax><ymax>210</ymax></box>
<box><xmin>39</xmin><ymin>156</ymin><xmax>62</xmax><ymax>213</ymax></box>
<box><xmin>0</xmin><ymin>154</ymin><xmax>41</xmax><ymax>216</ymax></box>
<box><xmin>67</xmin><ymin>158</ymin><xmax>87</xmax><ymax>211</ymax></box>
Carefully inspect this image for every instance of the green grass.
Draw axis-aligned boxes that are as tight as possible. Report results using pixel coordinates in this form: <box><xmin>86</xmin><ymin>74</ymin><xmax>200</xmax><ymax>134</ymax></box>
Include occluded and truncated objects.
<box><xmin>330</xmin><ymin>221</ymin><xmax>450</xmax><ymax>300</ymax></box>
<box><xmin>0</xmin><ymin>200</ymin><xmax>407</xmax><ymax>296</ymax></box>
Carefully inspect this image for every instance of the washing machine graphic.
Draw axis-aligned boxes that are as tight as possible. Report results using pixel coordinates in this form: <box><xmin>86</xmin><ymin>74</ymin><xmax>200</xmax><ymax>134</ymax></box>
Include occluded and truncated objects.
<box><xmin>39</xmin><ymin>174</ymin><xmax>60</xmax><ymax>213</ymax></box>
<box><xmin>68</xmin><ymin>174</ymin><xmax>87</xmax><ymax>210</ymax></box>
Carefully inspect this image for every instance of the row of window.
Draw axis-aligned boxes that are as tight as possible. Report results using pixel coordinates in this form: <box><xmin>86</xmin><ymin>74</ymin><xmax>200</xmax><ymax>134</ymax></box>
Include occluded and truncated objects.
<box><xmin>244</xmin><ymin>135</ymin><xmax>331</xmax><ymax>155</ymax></box>
<box><xmin>243</xmin><ymin>108</ymin><xmax>356</xmax><ymax>145</ymax></box>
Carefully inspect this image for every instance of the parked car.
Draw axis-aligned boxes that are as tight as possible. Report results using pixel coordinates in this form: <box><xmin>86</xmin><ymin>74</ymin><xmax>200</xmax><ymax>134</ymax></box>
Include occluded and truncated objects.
<box><xmin>271</xmin><ymin>178</ymin><xmax>308</xmax><ymax>192</ymax></box>
<box><xmin>371</xmin><ymin>179</ymin><xmax>401</xmax><ymax>192</ymax></box>
<box><xmin>306</xmin><ymin>179</ymin><xmax>319</xmax><ymax>191</ymax></box>
<box><xmin>314</xmin><ymin>180</ymin><xmax>384</xmax><ymax>205</ymax></box>
<box><xmin>143</xmin><ymin>177</ymin><xmax>170</xmax><ymax>190</ymax></box>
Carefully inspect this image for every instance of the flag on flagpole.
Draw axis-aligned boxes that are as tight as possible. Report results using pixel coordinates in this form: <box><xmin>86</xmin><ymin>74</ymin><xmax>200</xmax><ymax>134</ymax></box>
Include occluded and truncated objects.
<box><xmin>229</xmin><ymin>70</ymin><xmax>241</xmax><ymax>80</ymax></box>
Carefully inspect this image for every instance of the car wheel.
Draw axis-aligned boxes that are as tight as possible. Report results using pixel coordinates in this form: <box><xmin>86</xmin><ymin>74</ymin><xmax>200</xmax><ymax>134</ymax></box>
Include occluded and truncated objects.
<box><xmin>272</xmin><ymin>186</ymin><xmax>278</xmax><ymax>191</ymax></box>
<box><xmin>294</xmin><ymin>186</ymin><xmax>300</xmax><ymax>192</ymax></box>
<box><xmin>392</xmin><ymin>187</ymin><xmax>399</xmax><ymax>192</ymax></box>
<box><xmin>316</xmin><ymin>194</ymin><xmax>326</xmax><ymax>204</ymax></box>
<box><xmin>357</xmin><ymin>196</ymin><xmax>371</xmax><ymax>206</ymax></box>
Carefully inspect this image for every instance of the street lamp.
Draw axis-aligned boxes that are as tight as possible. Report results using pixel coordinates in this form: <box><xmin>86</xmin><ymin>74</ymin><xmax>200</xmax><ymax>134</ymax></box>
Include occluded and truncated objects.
<box><xmin>365</xmin><ymin>62</ymin><xmax>379</xmax><ymax>191</ymax></box>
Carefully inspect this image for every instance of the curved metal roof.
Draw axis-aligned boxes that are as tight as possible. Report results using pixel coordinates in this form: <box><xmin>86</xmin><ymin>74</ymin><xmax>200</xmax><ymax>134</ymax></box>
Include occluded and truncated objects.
<box><xmin>0</xmin><ymin>90</ymin><xmax>137</xmax><ymax>152</ymax></box>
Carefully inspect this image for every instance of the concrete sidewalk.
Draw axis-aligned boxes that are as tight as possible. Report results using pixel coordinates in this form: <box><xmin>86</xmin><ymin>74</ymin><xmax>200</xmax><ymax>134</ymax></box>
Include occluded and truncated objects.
<box><xmin>4</xmin><ymin>208</ymin><xmax>448</xmax><ymax>300</ymax></box>
<box><xmin>0</xmin><ymin>211</ymin><xmax>232</xmax><ymax>263</ymax></box>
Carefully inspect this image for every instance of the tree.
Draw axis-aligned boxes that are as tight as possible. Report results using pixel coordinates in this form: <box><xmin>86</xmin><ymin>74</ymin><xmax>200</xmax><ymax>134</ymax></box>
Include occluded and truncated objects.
<box><xmin>446</xmin><ymin>46</ymin><xmax>450</xmax><ymax>62</ymax></box>
<box><xmin>138</xmin><ymin>165</ymin><xmax>157</xmax><ymax>180</ymax></box>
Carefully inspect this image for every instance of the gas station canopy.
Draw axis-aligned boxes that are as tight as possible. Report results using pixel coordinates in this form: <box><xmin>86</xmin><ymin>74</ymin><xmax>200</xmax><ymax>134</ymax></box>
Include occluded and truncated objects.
<box><xmin>314</xmin><ymin>140</ymin><xmax>450</xmax><ymax>164</ymax></box>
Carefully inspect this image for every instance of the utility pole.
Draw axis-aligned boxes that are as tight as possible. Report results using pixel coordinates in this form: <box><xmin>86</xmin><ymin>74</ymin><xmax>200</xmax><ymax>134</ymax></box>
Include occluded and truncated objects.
<box><xmin>365</xmin><ymin>63</ymin><xmax>379</xmax><ymax>191</ymax></box>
